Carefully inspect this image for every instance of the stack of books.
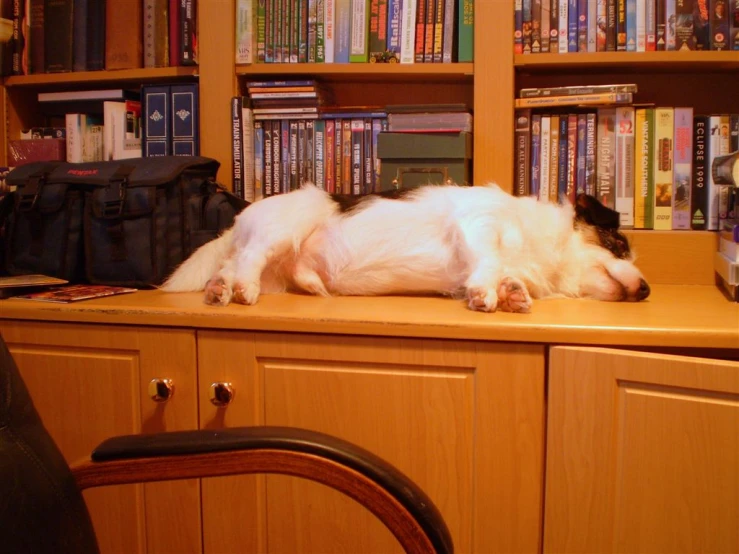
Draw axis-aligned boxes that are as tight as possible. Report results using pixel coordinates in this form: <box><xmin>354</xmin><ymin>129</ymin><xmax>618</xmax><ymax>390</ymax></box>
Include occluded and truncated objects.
<box><xmin>386</xmin><ymin>103</ymin><xmax>473</xmax><ymax>133</ymax></box>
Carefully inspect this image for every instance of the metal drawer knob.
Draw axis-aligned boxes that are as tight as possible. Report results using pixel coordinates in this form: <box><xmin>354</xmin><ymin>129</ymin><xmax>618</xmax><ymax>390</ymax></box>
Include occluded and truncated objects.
<box><xmin>148</xmin><ymin>378</ymin><xmax>175</xmax><ymax>402</ymax></box>
<box><xmin>210</xmin><ymin>382</ymin><xmax>235</xmax><ymax>406</ymax></box>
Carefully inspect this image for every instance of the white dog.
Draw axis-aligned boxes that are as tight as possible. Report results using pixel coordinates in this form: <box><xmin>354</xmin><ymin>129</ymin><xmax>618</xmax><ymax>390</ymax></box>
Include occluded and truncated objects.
<box><xmin>162</xmin><ymin>183</ymin><xmax>650</xmax><ymax>313</ymax></box>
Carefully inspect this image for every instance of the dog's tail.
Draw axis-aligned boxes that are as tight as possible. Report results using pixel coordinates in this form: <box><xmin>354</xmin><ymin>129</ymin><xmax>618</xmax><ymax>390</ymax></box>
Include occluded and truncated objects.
<box><xmin>160</xmin><ymin>228</ymin><xmax>233</xmax><ymax>292</ymax></box>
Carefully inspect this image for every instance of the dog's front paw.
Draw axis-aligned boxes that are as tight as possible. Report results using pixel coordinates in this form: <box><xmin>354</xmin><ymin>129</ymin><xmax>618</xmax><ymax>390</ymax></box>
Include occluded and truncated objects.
<box><xmin>204</xmin><ymin>276</ymin><xmax>233</xmax><ymax>306</ymax></box>
<box><xmin>232</xmin><ymin>281</ymin><xmax>261</xmax><ymax>305</ymax></box>
<box><xmin>496</xmin><ymin>277</ymin><xmax>532</xmax><ymax>313</ymax></box>
<box><xmin>466</xmin><ymin>286</ymin><xmax>499</xmax><ymax>312</ymax></box>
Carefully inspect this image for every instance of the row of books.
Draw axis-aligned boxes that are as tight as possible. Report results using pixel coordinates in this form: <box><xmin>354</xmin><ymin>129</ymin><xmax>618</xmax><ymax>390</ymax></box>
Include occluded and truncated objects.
<box><xmin>514</xmin><ymin>105</ymin><xmax>739</xmax><ymax>231</ymax></box>
<box><xmin>515</xmin><ymin>0</ymin><xmax>739</xmax><ymax>53</ymax></box>
<box><xmin>235</xmin><ymin>0</ymin><xmax>474</xmax><ymax>64</ymax></box>
<box><xmin>4</xmin><ymin>0</ymin><xmax>197</xmax><ymax>76</ymax></box>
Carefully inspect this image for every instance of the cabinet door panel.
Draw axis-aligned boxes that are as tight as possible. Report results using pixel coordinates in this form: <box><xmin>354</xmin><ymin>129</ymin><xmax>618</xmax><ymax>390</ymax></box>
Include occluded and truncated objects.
<box><xmin>545</xmin><ymin>346</ymin><xmax>739</xmax><ymax>554</ymax></box>
<box><xmin>0</xmin><ymin>322</ymin><xmax>201</xmax><ymax>554</ymax></box>
<box><xmin>198</xmin><ymin>331</ymin><xmax>545</xmax><ymax>554</ymax></box>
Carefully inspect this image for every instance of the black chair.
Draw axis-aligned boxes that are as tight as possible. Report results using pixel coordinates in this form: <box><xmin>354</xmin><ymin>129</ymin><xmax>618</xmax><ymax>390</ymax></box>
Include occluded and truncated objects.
<box><xmin>0</xmin><ymin>334</ymin><xmax>453</xmax><ymax>554</ymax></box>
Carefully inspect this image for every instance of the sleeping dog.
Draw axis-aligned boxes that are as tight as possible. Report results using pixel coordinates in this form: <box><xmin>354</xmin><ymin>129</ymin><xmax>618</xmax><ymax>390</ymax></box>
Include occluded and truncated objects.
<box><xmin>162</xmin><ymin>183</ymin><xmax>650</xmax><ymax>313</ymax></box>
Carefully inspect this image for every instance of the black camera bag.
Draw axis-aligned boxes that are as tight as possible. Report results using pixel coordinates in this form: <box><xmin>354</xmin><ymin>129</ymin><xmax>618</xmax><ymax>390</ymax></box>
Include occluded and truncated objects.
<box><xmin>2</xmin><ymin>156</ymin><xmax>247</xmax><ymax>287</ymax></box>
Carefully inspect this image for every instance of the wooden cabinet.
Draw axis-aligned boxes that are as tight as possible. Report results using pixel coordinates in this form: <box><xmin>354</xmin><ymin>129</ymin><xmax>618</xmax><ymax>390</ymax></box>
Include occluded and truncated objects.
<box><xmin>0</xmin><ymin>321</ymin><xmax>201</xmax><ymax>554</ymax></box>
<box><xmin>544</xmin><ymin>346</ymin><xmax>739</xmax><ymax>554</ymax></box>
<box><xmin>197</xmin><ymin>331</ymin><xmax>546</xmax><ymax>554</ymax></box>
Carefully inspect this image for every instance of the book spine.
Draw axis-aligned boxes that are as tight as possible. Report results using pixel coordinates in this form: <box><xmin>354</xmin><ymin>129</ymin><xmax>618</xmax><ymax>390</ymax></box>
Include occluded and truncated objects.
<box><xmin>304</xmin><ymin>119</ymin><xmax>314</xmax><ymax>185</ymax></box>
<box><xmin>706</xmin><ymin>115</ymin><xmax>726</xmax><ymax>229</ymax></box>
<box><xmin>270</xmin><ymin>120</ymin><xmax>280</xmax><ymax>195</ymax></box>
<box><xmin>711</xmin><ymin>0</ymin><xmax>730</xmax><ymax>49</ymax></box>
<box><xmin>542</xmin><ymin>0</ymin><xmax>552</xmax><ymax>51</ymax></box>
<box><xmin>170</xmin><ymin>83</ymin><xmax>199</xmax><ymax>155</ymax></box>
<box><xmin>280</xmin><ymin>119</ymin><xmax>290</xmax><ymax>193</ymax></box>
<box><xmin>169</xmin><ymin>0</ymin><xmax>181</xmax><ymax>65</ymax></box>
<box><xmin>672</xmin><ymin>106</ymin><xmax>693</xmax><ymax>230</ymax></box>
<box><xmin>369</xmin><ymin>0</ymin><xmax>387</xmax><ymax>59</ymax></box>
<box><xmin>532</xmin><ymin>0</ymin><xmax>542</xmax><ymax>52</ymax></box>
<box><xmin>106</xmin><ymin>0</ymin><xmax>143</xmax><ymax>69</ymax></box>
<box><xmin>142</xmin><ymin>85</ymin><xmax>171</xmax><ymax>156</ymax></box>
<box><xmin>316</xmin><ymin>0</ymin><xmax>325</xmax><ymax>61</ymax></box>
<box><xmin>551</xmin><ymin>0</ymin><xmax>561</xmax><ymax>51</ymax></box>
<box><xmin>653</xmin><ymin>107</ymin><xmax>674</xmax><ymax>230</ymax></box>
<box><xmin>85</xmin><ymin>0</ymin><xmax>105</xmax><ymax>70</ymax></box>
<box><xmin>457</xmin><ymin>0</ymin><xmax>473</xmax><ymax>61</ymax></box>
<box><xmin>587</xmin><ymin>0</ymin><xmax>597</xmax><ymax>49</ymax></box>
<box><xmin>44</xmin><ymin>0</ymin><xmax>73</xmax><ymax>72</ymax></box>
<box><xmin>325</xmin><ymin>119</ymin><xmax>335</xmax><ymax>192</ymax></box>
<box><xmin>73</xmin><ymin>0</ymin><xmax>88</xmax><ymax>72</ymax></box>
<box><xmin>691</xmin><ymin>114</ymin><xmax>709</xmax><ymax>230</ymax></box>
<box><xmin>656</xmin><ymin>0</ymin><xmax>666</xmax><ymax>49</ymax></box>
<box><xmin>645</xmin><ymin>0</ymin><xmax>656</xmax><ymax>48</ymax></box>
<box><xmin>519</xmin><ymin>83</ymin><xmax>638</xmax><ymax>98</ymax></box>
<box><xmin>372</xmin><ymin>118</ymin><xmax>384</xmax><ymax>188</ymax></box>
<box><xmin>254</xmin><ymin>120</ymin><xmax>264</xmax><ymax>200</ymax></box>
<box><xmin>557</xmin><ymin>115</ymin><xmax>568</xmax><ymax>200</ymax></box>
<box><xmin>717</xmin><ymin>115</ymin><xmax>731</xmax><ymax>222</ymax></box>
<box><xmin>615</xmin><ymin>0</ymin><xmax>626</xmax><ymax>49</ymax></box>
<box><xmin>350</xmin><ymin>119</ymin><xmax>363</xmax><ymax>194</ymax></box>
<box><xmin>350</xmin><ymin>0</ymin><xmax>369</xmax><ymax>61</ymax></box>
<box><xmin>514</xmin><ymin>91</ymin><xmax>632</xmax><ymax>108</ymax></box>
<box><xmin>363</xmin><ymin>118</ymin><xmax>373</xmax><ymax>193</ymax></box>
<box><xmin>314</xmin><ymin>119</ymin><xmax>325</xmax><ymax>189</ymax></box>
<box><xmin>577</xmin><ymin>0</ymin><xmax>588</xmax><ymax>51</ymax></box>
<box><xmin>441</xmin><ymin>0</ymin><xmax>455</xmax><ymax>60</ymax></box>
<box><xmin>635</xmin><ymin>0</ymin><xmax>645</xmax><ymax>49</ymax></box>
<box><xmin>665</xmin><ymin>0</ymin><xmax>676</xmax><ymax>48</ymax></box>
<box><xmin>605</xmin><ymin>0</ymin><xmax>616</xmax><ymax>49</ymax></box>
<box><xmin>423</xmin><ymin>0</ymin><xmax>435</xmax><ymax>62</ymax></box>
<box><xmin>597</xmin><ymin>0</ymin><xmax>608</xmax><ymax>50</ymax></box>
<box><xmin>400</xmin><ymin>0</ymin><xmax>417</xmax><ymax>62</ymax></box>
<box><xmin>232</xmin><ymin>97</ymin><xmax>244</xmax><ymax>199</ymax></box>
<box><xmin>625</xmin><ymin>0</ymin><xmax>636</xmax><ymax>50</ymax></box>
<box><xmin>597</xmin><ymin>107</ymin><xmax>616</xmax><ymax>209</ymax></box>
<box><xmin>337</xmin><ymin>119</ymin><xmax>346</xmax><ymax>192</ymax></box>
<box><xmin>433</xmin><ymin>0</ymin><xmax>444</xmax><ymax>61</ymax></box>
<box><xmin>180</xmin><ymin>0</ymin><xmax>197</xmax><ymax>65</ymax></box>
<box><xmin>335</xmin><ymin>0</ymin><xmax>352</xmax><ymax>61</ymax></box>
<box><xmin>585</xmin><ymin>112</ymin><xmax>597</xmax><ymax>196</ymax></box>
<box><xmin>576</xmin><ymin>113</ymin><xmax>587</xmax><ymax>194</ymax></box>
<box><xmin>539</xmin><ymin>115</ymin><xmax>551</xmax><ymax>201</ymax></box>
<box><xmin>615</xmin><ymin>106</ymin><xmax>635</xmax><ymax>227</ymax></box>
<box><xmin>242</xmin><ymin>100</ymin><xmax>255</xmax><ymax>202</ymax></box>
<box><xmin>301</xmin><ymin>0</ymin><xmax>310</xmax><ymax>63</ymax></box>
<box><xmin>515</xmin><ymin>110</ymin><xmax>532</xmax><ymax>196</ymax></box>
<box><xmin>694</xmin><ymin>0</ymin><xmax>709</xmax><ymax>49</ymax></box>
<box><xmin>675</xmin><ymin>0</ymin><xmax>695</xmax><ymax>49</ymax></box>
<box><xmin>549</xmin><ymin>114</ymin><xmax>560</xmax><ymax>202</ymax></box>
<box><xmin>263</xmin><ymin>122</ymin><xmax>273</xmax><ymax>196</ymax></box>
<box><xmin>634</xmin><ymin>108</ymin><xmax>649</xmax><ymax>228</ymax></box>
<box><xmin>515</xmin><ymin>0</ymin><xmax>524</xmax><ymax>53</ymax></box>
<box><xmin>566</xmin><ymin>113</ymin><xmax>577</xmax><ymax>204</ymax></box>
<box><xmin>29</xmin><ymin>0</ymin><xmax>43</xmax><ymax>73</ymax></box>
<box><xmin>341</xmin><ymin>119</ymin><xmax>352</xmax><ymax>193</ymax></box>
<box><xmin>731</xmin><ymin>0</ymin><xmax>739</xmax><ymax>49</ymax></box>
<box><xmin>65</xmin><ymin>113</ymin><xmax>83</xmax><ymax>162</ymax></box>
<box><xmin>531</xmin><ymin>114</ymin><xmax>542</xmax><ymax>198</ymax></box>
<box><xmin>324</xmin><ymin>0</ymin><xmax>335</xmax><ymax>61</ymax></box>
<box><xmin>235</xmin><ymin>0</ymin><xmax>253</xmax><ymax>63</ymax></box>
<box><xmin>387</xmin><ymin>0</ymin><xmax>402</xmax><ymax>58</ymax></box>
<box><xmin>416</xmin><ymin>0</ymin><xmax>428</xmax><ymax>59</ymax></box>
<box><xmin>256</xmin><ymin>0</ymin><xmax>266</xmax><ymax>62</ymax></box>
<box><xmin>567</xmin><ymin>0</ymin><xmax>577</xmax><ymax>51</ymax></box>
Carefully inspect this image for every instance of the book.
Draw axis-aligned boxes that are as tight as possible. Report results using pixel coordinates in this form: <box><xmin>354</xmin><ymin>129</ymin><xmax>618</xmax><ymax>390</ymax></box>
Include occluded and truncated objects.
<box><xmin>596</xmin><ymin>107</ymin><xmax>617</xmax><ymax>209</ymax></box>
<box><xmin>142</xmin><ymin>84</ymin><xmax>171</xmax><ymax>157</ymax></box>
<box><xmin>519</xmin><ymin>83</ymin><xmax>638</xmax><ymax>98</ymax></box>
<box><xmin>103</xmin><ymin>100</ymin><xmax>142</xmax><ymax>160</ymax></box>
<box><xmin>8</xmin><ymin>138</ymin><xmax>66</xmax><ymax>166</ymax></box>
<box><xmin>691</xmin><ymin>114</ymin><xmax>709</xmax><ymax>230</ymax></box>
<box><xmin>458</xmin><ymin>0</ymin><xmax>473</xmax><ymax>61</ymax></box>
<box><xmin>515</xmin><ymin>110</ymin><xmax>532</xmax><ymax>196</ymax></box>
<box><xmin>634</xmin><ymin>107</ymin><xmax>655</xmax><ymax>229</ymax></box>
<box><xmin>14</xmin><ymin>284</ymin><xmax>137</xmax><ymax>303</ymax></box>
<box><xmin>672</xmin><ymin>107</ymin><xmax>693</xmax><ymax>229</ymax></box>
<box><xmin>144</xmin><ymin>0</ymin><xmax>169</xmax><ymax>68</ymax></box>
<box><xmin>171</xmin><ymin>83</ymin><xmax>200</xmax><ymax>155</ymax></box>
<box><xmin>615</xmin><ymin>106</ymin><xmax>635</xmax><ymax>227</ymax></box>
<box><xmin>73</xmin><ymin>0</ymin><xmax>89</xmax><ymax>72</ymax></box>
<box><xmin>106</xmin><ymin>0</ymin><xmax>143</xmax><ymax>69</ymax></box>
<box><xmin>653</xmin><ymin>107</ymin><xmax>674</xmax><ymax>230</ymax></box>
<box><xmin>44</xmin><ymin>0</ymin><xmax>73</xmax><ymax>72</ymax></box>
<box><xmin>0</xmin><ymin>274</ymin><xmax>69</xmax><ymax>299</ymax></box>
<box><xmin>514</xmin><ymin>92</ymin><xmax>633</xmax><ymax>108</ymax></box>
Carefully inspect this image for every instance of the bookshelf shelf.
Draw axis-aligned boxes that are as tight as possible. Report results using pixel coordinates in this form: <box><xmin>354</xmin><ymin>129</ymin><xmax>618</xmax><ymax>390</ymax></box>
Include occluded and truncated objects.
<box><xmin>2</xmin><ymin>67</ymin><xmax>199</xmax><ymax>88</ymax></box>
<box><xmin>235</xmin><ymin>63</ymin><xmax>475</xmax><ymax>81</ymax></box>
<box><xmin>514</xmin><ymin>52</ymin><xmax>739</xmax><ymax>72</ymax></box>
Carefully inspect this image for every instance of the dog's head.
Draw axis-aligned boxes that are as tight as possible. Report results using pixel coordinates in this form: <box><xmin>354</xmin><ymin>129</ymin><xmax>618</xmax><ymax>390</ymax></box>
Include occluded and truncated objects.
<box><xmin>574</xmin><ymin>194</ymin><xmax>651</xmax><ymax>302</ymax></box>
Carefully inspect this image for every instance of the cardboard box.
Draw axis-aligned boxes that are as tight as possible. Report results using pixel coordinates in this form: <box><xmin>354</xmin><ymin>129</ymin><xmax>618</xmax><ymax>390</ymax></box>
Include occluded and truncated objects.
<box><xmin>377</xmin><ymin>132</ymin><xmax>472</xmax><ymax>190</ymax></box>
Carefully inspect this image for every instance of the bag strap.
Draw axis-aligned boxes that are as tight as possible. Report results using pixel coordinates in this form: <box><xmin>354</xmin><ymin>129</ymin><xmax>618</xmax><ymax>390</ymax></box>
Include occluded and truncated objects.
<box><xmin>16</xmin><ymin>169</ymin><xmax>51</xmax><ymax>212</ymax></box>
<box><xmin>98</xmin><ymin>165</ymin><xmax>136</xmax><ymax>219</ymax></box>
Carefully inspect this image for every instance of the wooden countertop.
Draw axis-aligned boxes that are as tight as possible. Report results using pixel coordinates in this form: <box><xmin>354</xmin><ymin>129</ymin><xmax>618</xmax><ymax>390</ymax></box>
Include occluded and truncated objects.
<box><xmin>1</xmin><ymin>285</ymin><xmax>737</xmax><ymax>349</ymax></box>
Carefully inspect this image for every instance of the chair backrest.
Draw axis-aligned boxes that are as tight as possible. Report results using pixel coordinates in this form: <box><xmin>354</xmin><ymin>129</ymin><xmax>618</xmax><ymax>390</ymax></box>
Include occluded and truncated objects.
<box><xmin>0</xmin><ymin>333</ymin><xmax>100</xmax><ymax>553</ymax></box>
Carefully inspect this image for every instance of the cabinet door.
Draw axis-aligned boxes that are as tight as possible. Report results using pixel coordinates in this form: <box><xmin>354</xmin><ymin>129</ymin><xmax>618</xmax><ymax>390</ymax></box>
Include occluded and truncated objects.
<box><xmin>0</xmin><ymin>321</ymin><xmax>201</xmax><ymax>554</ymax></box>
<box><xmin>545</xmin><ymin>346</ymin><xmax>739</xmax><ymax>554</ymax></box>
<box><xmin>198</xmin><ymin>331</ymin><xmax>545</xmax><ymax>554</ymax></box>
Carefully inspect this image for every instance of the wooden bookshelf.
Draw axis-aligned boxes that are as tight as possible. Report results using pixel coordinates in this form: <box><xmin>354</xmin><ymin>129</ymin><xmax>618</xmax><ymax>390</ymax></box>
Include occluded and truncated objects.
<box><xmin>514</xmin><ymin>51</ymin><xmax>739</xmax><ymax>71</ymax></box>
<box><xmin>2</xmin><ymin>67</ymin><xmax>199</xmax><ymax>88</ymax></box>
<box><xmin>235</xmin><ymin>63</ymin><xmax>474</xmax><ymax>78</ymax></box>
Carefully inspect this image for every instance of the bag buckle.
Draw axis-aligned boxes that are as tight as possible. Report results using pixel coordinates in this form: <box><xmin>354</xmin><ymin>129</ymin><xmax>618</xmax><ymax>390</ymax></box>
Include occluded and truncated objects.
<box><xmin>101</xmin><ymin>177</ymin><xmax>126</xmax><ymax>218</ymax></box>
<box><xmin>17</xmin><ymin>175</ymin><xmax>44</xmax><ymax>211</ymax></box>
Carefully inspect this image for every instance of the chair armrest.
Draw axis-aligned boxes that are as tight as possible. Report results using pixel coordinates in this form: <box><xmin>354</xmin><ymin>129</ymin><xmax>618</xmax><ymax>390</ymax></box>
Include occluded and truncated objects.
<box><xmin>71</xmin><ymin>426</ymin><xmax>453</xmax><ymax>554</ymax></box>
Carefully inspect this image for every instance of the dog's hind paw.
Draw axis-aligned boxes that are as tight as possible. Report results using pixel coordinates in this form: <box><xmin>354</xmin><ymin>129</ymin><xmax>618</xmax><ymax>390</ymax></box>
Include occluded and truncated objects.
<box><xmin>204</xmin><ymin>276</ymin><xmax>233</xmax><ymax>306</ymax></box>
<box><xmin>466</xmin><ymin>286</ymin><xmax>499</xmax><ymax>312</ymax></box>
<box><xmin>232</xmin><ymin>281</ymin><xmax>261</xmax><ymax>305</ymax></box>
<box><xmin>496</xmin><ymin>277</ymin><xmax>532</xmax><ymax>313</ymax></box>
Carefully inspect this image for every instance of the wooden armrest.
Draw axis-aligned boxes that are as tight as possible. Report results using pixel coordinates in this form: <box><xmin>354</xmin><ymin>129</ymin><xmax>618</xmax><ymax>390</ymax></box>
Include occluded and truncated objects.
<box><xmin>70</xmin><ymin>426</ymin><xmax>453</xmax><ymax>554</ymax></box>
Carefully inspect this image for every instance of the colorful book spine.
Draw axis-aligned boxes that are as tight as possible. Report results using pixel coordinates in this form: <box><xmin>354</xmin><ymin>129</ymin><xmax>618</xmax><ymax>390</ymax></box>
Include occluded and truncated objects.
<box><xmin>400</xmin><ymin>0</ymin><xmax>417</xmax><ymax>62</ymax></box>
<box><xmin>350</xmin><ymin>0</ymin><xmax>370</xmax><ymax>61</ymax></box>
<box><xmin>242</xmin><ymin>101</ymin><xmax>255</xmax><ymax>202</ymax></box>
<box><xmin>232</xmin><ymin>97</ymin><xmax>244</xmax><ymax>199</ymax></box>
<box><xmin>634</xmin><ymin>107</ymin><xmax>655</xmax><ymax>229</ymax></box>
<box><xmin>325</xmin><ymin>119</ymin><xmax>336</xmax><ymax>192</ymax></box>
<box><xmin>653</xmin><ymin>107</ymin><xmax>674</xmax><ymax>230</ymax></box>
<box><xmin>316</xmin><ymin>0</ymin><xmax>326</xmax><ymax>62</ymax></box>
<box><xmin>324</xmin><ymin>0</ymin><xmax>335</xmax><ymax>62</ymax></box>
<box><xmin>691</xmin><ymin>114</ymin><xmax>709</xmax><ymax>230</ymax></box>
<box><xmin>567</xmin><ymin>0</ymin><xmax>577</xmax><ymax>51</ymax></box>
<box><xmin>731</xmin><ymin>0</ymin><xmax>739</xmax><ymax>49</ymax></box>
<box><xmin>625</xmin><ymin>0</ymin><xmax>637</xmax><ymax>50</ymax></box>
<box><xmin>615</xmin><ymin>106</ymin><xmax>635</xmax><ymax>227</ymax></box>
<box><xmin>675</xmin><ymin>0</ymin><xmax>695</xmax><ymax>49</ymax></box>
<box><xmin>596</xmin><ymin>107</ymin><xmax>617</xmax><ymax>209</ymax></box>
<box><xmin>635</xmin><ymin>0</ymin><xmax>645</xmax><ymax>49</ymax></box>
<box><xmin>515</xmin><ymin>110</ymin><xmax>532</xmax><ymax>196</ymax></box>
<box><xmin>256</xmin><ymin>0</ymin><xmax>267</xmax><ymax>61</ymax></box>
<box><xmin>314</xmin><ymin>119</ymin><xmax>325</xmax><ymax>190</ymax></box>
<box><xmin>531</xmin><ymin>114</ymin><xmax>542</xmax><ymax>198</ymax></box>
<box><xmin>585</xmin><ymin>113</ymin><xmax>597</xmax><ymax>195</ymax></box>
<box><xmin>387</xmin><ymin>0</ymin><xmax>403</xmax><ymax>58</ymax></box>
<box><xmin>264</xmin><ymin>121</ymin><xmax>273</xmax><ymax>196</ymax></box>
<box><xmin>235</xmin><ymin>0</ymin><xmax>253</xmax><ymax>63</ymax></box>
<box><xmin>566</xmin><ymin>113</ymin><xmax>577</xmax><ymax>204</ymax></box>
<box><xmin>557</xmin><ymin>115</ymin><xmax>568</xmax><ymax>200</ymax></box>
<box><xmin>335</xmin><ymin>0</ymin><xmax>351</xmax><ymax>61</ymax></box>
<box><xmin>672</xmin><ymin>107</ymin><xmax>694</xmax><ymax>229</ymax></box>
<box><xmin>515</xmin><ymin>0</ymin><xmax>524</xmax><ymax>53</ymax></box>
<box><xmin>540</xmin><ymin>115</ymin><xmax>551</xmax><ymax>201</ymax></box>
<box><xmin>665</xmin><ymin>0</ymin><xmax>676</xmax><ymax>48</ymax></box>
<box><xmin>254</xmin><ymin>120</ymin><xmax>264</xmax><ymax>201</ymax></box>
<box><xmin>550</xmin><ymin>114</ymin><xmax>561</xmax><ymax>202</ymax></box>
<box><xmin>576</xmin><ymin>113</ymin><xmax>587</xmax><ymax>194</ymax></box>
<box><xmin>458</xmin><ymin>0</ymin><xmax>474</xmax><ymax>61</ymax></box>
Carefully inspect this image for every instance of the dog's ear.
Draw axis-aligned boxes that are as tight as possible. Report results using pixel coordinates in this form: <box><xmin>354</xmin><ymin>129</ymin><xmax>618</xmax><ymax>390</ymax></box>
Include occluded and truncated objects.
<box><xmin>575</xmin><ymin>194</ymin><xmax>621</xmax><ymax>229</ymax></box>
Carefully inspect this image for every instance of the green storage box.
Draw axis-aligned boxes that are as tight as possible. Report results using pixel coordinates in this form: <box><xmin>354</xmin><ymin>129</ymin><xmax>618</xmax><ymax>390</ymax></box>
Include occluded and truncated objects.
<box><xmin>376</xmin><ymin>132</ymin><xmax>472</xmax><ymax>190</ymax></box>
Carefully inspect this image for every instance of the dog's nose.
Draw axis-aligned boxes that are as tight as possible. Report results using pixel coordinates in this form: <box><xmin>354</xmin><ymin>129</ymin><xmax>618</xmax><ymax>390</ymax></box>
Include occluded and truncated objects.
<box><xmin>637</xmin><ymin>279</ymin><xmax>650</xmax><ymax>301</ymax></box>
